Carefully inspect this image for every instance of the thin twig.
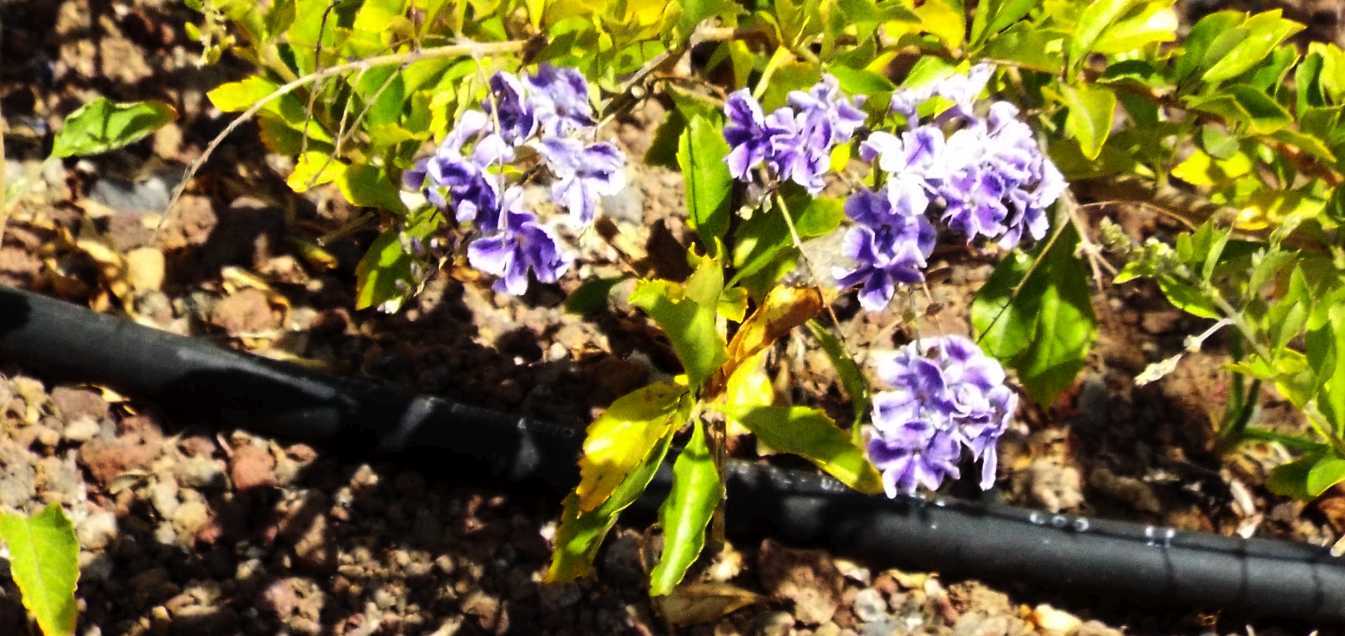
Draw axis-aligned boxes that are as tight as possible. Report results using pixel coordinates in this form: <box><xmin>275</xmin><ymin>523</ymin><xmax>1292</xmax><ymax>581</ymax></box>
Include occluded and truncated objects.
<box><xmin>1065</xmin><ymin>191</ymin><xmax>1115</xmax><ymax>289</ymax></box>
<box><xmin>303</xmin><ymin>59</ymin><xmax>405</xmax><ymax>191</ymax></box>
<box><xmin>155</xmin><ymin>39</ymin><xmax>528</xmax><ymax>236</ymax></box>
<box><xmin>299</xmin><ymin>0</ymin><xmax>340</xmax><ymax>161</ymax></box>
<box><xmin>772</xmin><ymin>190</ymin><xmax>849</xmax><ymax>347</ymax></box>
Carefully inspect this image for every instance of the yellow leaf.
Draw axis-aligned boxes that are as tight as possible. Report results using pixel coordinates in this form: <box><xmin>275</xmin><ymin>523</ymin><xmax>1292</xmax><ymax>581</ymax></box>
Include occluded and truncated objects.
<box><xmin>576</xmin><ymin>381</ymin><xmax>688</xmax><ymax>512</ymax></box>
<box><xmin>1235</xmin><ymin>190</ymin><xmax>1325</xmax><ymax>231</ymax></box>
<box><xmin>287</xmin><ymin>152</ymin><xmax>347</xmax><ymax>193</ymax></box>
<box><xmin>915</xmin><ymin>0</ymin><xmax>965</xmax><ymax>51</ymax></box>
<box><xmin>1169</xmin><ymin>148</ymin><xmax>1252</xmax><ymax>187</ymax></box>
<box><xmin>723</xmin><ymin>350</ymin><xmax>773</xmax><ymax>438</ymax></box>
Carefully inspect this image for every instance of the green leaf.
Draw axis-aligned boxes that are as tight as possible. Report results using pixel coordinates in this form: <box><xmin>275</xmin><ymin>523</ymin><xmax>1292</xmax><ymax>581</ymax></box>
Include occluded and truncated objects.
<box><xmin>353</xmin><ymin>209</ymin><xmax>441</xmax><ymax>311</ymax></box>
<box><xmin>566</xmin><ymin>276</ymin><xmax>627</xmax><ymax>314</ymax></box>
<box><xmin>1068</xmin><ymin>0</ymin><xmax>1141</xmax><ymax>73</ymax></box>
<box><xmin>50</xmin><ymin>98</ymin><xmax>176</xmax><ymax>158</ymax></box>
<box><xmin>731</xmin><ymin>193</ymin><xmax>843</xmax><ymax>286</ymax></box>
<box><xmin>1268</xmin><ymin>451</ymin><xmax>1345</xmax><ymax>500</ymax></box>
<box><xmin>1186</xmin><ymin>85</ymin><xmax>1292</xmax><ymax>134</ymax></box>
<box><xmin>629</xmin><ymin>260</ymin><xmax>727</xmax><ymax>388</ymax></box>
<box><xmin>972</xmin><ymin>224</ymin><xmax>1096</xmax><ymax>407</ymax></box>
<box><xmin>337</xmin><ymin>164</ymin><xmax>407</xmax><ymax>213</ymax></box>
<box><xmin>1310</xmin><ymin>42</ymin><xmax>1345</xmax><ymax>104</ymax></box>
<box><xmin>981</xmin><ymin>24</ymin><xmax>1067</xmax><ymax>74</ymax></box>
<box><xmin>649</xmin><ymin>418</ymin><xmax>723</xmax><ymax>596</ymax></box>
<box><xmin>807</xmin><ymin>320</ymin><xmax>869</xmax><ymax>432</ymax></box>
<box><xmin>1317</xmin><ymin>305</ymin><xmax>1345</xmax><ymax>435</ymax></box>
<box><xmin>827</xmin><ymin>64</ymin><xmax>896</xmax><ymax>96</ymax></box>
<box><xmin>1296</xmin><ymin>49</ymin><xmax>1327</xmax><ymax>113</ymax></box>
<box><xmin>207</xmin><ymin>76</ymin><xmax>333</xmax><ymax>142</ymax></box>
<box><xmin>1267</xmin><ymin>453</ymin><xmax>1318</xmax><ymax>499</ymax></box>
<box><xmin>1172</xmin><ymin>11</ymin><xmax>1243</xmax><ymax>85</ymax></box>
<box><xmin>1201</xmin><ymin>10</ymin><xmax>1303</xmax><ymax>83</ymax></box>
<box><xmin>1090</xmin><ymin>1</ymin><xmax>1177</xmax><ymax>54</ymax></box>
<box><xmin>678</xmin><ymin>115</ymin><xmax>734</xmax><ymax>246</ymax></box>
<box><xmin>1200</xmin><ymin>124</ymin><xmax>1240</xmax><ymax>159</ymax></box>
<box><xmin>0</xmin><ymin>504</ymin><xmax>79</xmax><ymax>636</ymax></box>
<box><xmin>1060</xmin><ymin>84</ymin><xmax>1116</xmax><ymax>161</ymax></box>
<box><xmin>1308</xmin><ymin>455</ymin><xmax>1345</xmax><ymax>496</ymax></box>
<box><xmin>1264</xmin><ymin>266</ymin><xmax>1311</xmax><ymax>351</ymax></box>
<box><xmin>677</xmin><ymin>0</ymin><xmax>735</xmax><ymax>39</ymax></box>
<box><xmin>547</xmin><ymin>428</ymin><xmax>675</xmax><ymax>581</ymax></box>
<box><xmin>646</xmin><ymin>110</ymin><xmax>689</xmax><ymax>168</ymax></box>
<box><xmin>730</xmin><ymin>405</ymin><xmax>884</xmax><ymax>493</ymax></box>
<box><xmin>969</xmin><ymin>0</ymin><xmax>1035</xmax><ymax>46</ymax></box>
<box><xmin>352</xmin><ymin>66</ymin><xmax>408</xmax><ymax>128</ymax></box>
<box><xmin>969</xmin><ymin>249</ymin><xmax>1036</xmax><ymax>360</ymax></box>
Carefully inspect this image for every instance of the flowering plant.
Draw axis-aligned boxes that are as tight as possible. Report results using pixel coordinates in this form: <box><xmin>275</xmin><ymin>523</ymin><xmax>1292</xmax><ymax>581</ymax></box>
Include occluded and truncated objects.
<box><xmin>45</xmin><ymin>0</ymin><xmax>1345</xmax><ymax>603</ymax></box>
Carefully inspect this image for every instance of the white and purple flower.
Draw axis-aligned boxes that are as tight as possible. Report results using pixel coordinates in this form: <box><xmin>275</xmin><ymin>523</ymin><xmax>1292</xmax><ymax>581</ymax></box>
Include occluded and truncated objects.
<box><xmin>467</xmin><ymin>187</ymin><xmax>570</xmax><ymax>296</ymax></box>
<box><xmin>721</xmin><ymin>76</ymin><xmax>867</xmax><ymax>194</ymax></box>
<box><xmin>868</xmin><ymin>336</ymin><xmax>1016</xmax><ymax>497</ymax></box>
<box><xmin>836</xmin><ymin>64</ymin><xmax>1067</xmax><ymax>312</ymax></box>
<box><xmin>402</xmin><ymin>65</ymin><xmax>625</xmax><ymax>296</ymax></box>
<box><xmin>833</xmin><ymin>185</ymin><xmax>936</xmax><ymax>312</ymax></box>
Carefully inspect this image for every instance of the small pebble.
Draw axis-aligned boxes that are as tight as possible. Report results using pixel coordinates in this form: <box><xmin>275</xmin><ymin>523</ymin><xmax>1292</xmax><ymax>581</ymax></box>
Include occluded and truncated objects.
<box><xmin>76</xmin><ymin>509</ymin><xmax>118</xmax><ymax>550</ymax></box>
<box><xmin>852</xmin><ymin>588</ymin><xmax>890</xmax><ymax>623</ymax></box>
<box><xmin>171</xmin><ymin>500</ymin><xmax>210</xmax><ymax>538</ymax></box>
<box><xmin>63</xmin><ymin>416</ymin><xmax>101</xmax><ymax>442</ymax></box>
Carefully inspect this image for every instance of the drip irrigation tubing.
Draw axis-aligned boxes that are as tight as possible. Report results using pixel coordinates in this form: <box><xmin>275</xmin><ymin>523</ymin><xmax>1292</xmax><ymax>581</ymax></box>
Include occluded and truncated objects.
<box><xmin>1</xmin><ymin>285</ymin><xmax>1343</xmax><ymax>623</ymax></box>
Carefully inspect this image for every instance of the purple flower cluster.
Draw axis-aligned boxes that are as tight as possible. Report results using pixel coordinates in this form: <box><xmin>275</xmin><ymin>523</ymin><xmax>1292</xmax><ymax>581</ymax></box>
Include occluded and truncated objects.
<box><xmin>834</xmin><ymin>64</ymin><xmax>1067</xmax><ymax>312</ymax></box>
<box><xmin>403</xmin><ymin>65</ymin><xmax>625</xmax><ymax>295</ymax></box>
<box><xmin>867</xmin><ymin>336</ymin><xmax>1016</xmax><ymax>497</ymax></box>
<box><xmin>723</xmin><ymin>76</ymin><xmax>866</xmax><ymax>194</ymax></box>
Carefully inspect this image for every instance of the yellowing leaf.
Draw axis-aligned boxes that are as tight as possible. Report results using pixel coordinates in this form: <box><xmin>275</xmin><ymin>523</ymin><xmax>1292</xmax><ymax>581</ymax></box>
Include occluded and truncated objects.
<box><xmin>654</xmin><ymin>583</ymin><xmax>764</xmax><ymax>626</ymax></box>
<box><xmin>712</xmin><ymin>285</ymin><xmax>822</xmax><ymax>394</ymax></box>
<box><xmin>576</xmin><ymin>381</ymin><xmax>688</xmax><ymax>512</ymax></box>
<box><xmin>729</xmin><ymin>405</ymin><xmax>884</xmax><ymax>494</ymax></box>
<box><xmin>1235</xmin><ymin>190</ymin><xmax>1326</xmax><ymax>231</ymax></box>
<box><xmin>548</xmin><ymin>430</ymin><xmax>675</xmax><ymax>582</ymax></box>
<box><xmin>0</xmin><ymin>504</ymin><xmax>79</xmax><ymax>636</ymax></box>
<box><xmin>629</xmin><ymin>259</ymin><xmax>727</xmax><ymax>387</ymax></box>
<box><xmin>1090</xmin><ymin>1</ymin><xmax>1178</xmax><ymax>54</ymax></box>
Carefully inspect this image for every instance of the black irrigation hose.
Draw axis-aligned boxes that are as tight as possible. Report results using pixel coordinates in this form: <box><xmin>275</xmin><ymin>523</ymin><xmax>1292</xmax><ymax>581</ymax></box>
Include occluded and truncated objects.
<box><xmin>1</xmin><ymin>285</ymin><xmax>1343</xmax><ymax>623</ymax></box>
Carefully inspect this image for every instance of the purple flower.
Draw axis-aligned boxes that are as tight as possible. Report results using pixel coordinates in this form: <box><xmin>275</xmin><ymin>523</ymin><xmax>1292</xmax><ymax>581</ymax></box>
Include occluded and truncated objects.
<box><xmin>833</xmin><ymin>185</ymin><xmax>936</xmax><ymax>311</ymax></box>
<box><xmin>535</xmin><ymin>138</ymin><xmax>626</xmax><ymax>226</ymax></box>
<box><xmin>526</xmin><ymin>64</ymin><xmax>595</xmax><ymax>135</ymax></box>
<box><xmin>867</xmin><ymin>336</ymin><xmax>1016</xmax><ymax>496</ymax></box>
<box><xmin>467</xmin><ymin>187</ymin><xmax>571</xmax><ymax>296</ymax></box>
<box><xmin>487</xmin><ymin>72</ymin><xmax>539</xmax><ymax>145</ymax></box>
<box><xmin>721</xmin><ymin>76</ymin><xmax>868</xmax><ymax>193</ymax></box>
<box><xmin>724</xmin><ymin>89</ymin><xmax>771</xmax><ymax>179</ymax></box>
<box><xmin>889</xmin><ymin>63</ymin><xmax>994</xmax><ymax>125</ymax></box>
<box><xmin>867</xmin><ymin>422</ymin><xmax>962</xmax><ymax>497</ymax></box>
<box><xmin>404</xmin><ymin>110</ymin><xmax>515</xmax><ymax>228</ymax></box>
<box><xmin>858</xmin><ymin>65</ymin><xmax>1065</xmax><ymax>252</ymax></box>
